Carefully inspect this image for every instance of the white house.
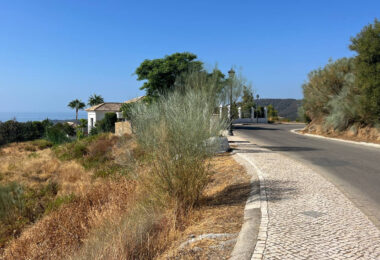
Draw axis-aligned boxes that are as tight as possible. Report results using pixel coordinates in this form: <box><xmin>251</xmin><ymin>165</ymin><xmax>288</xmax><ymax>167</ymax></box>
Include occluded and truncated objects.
<box><xmin>86</xmin><ymin>103</ymin><xmax>123</xmax><ymax>132</ymax></box>
<box><xmin>85</xmin><ymin>96</ymin><xmax>144</xmax><ymax>132</ymax></box>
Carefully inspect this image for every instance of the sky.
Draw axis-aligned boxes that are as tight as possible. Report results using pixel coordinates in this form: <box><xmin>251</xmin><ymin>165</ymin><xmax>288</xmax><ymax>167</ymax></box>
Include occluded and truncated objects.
<box><xmin>0</xmin><ymin>0</ymin><xmax>379</xmax><ymax>112</ymax></box>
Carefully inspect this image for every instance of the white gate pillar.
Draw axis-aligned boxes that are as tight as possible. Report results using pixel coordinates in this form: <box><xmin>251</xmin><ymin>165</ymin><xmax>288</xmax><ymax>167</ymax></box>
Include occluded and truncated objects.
<box><xmin>238</xmin><ymin>106</ymin><xmax>242</xmax><ymax>119</ymax></box>
<box><xmin>264</xmin><ymin>106</ymin><xmax>268</xmax><ymax>118</ymax></box>
<box><xmin>219</xmin><ymin>105</ymin><xmax>223</xmax><ymax>119</ymax></box>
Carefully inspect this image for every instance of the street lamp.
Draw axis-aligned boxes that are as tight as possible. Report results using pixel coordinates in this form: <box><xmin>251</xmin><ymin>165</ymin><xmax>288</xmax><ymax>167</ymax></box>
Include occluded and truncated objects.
<box><xmin>228</xmin><ymin>68</ymin><xmax>235</xmax><ymax>136</ymax></box>
<box><xmin>256</xmin><ymin>94</ymin><xmax>260</xmax><ymax>123</ymax></box>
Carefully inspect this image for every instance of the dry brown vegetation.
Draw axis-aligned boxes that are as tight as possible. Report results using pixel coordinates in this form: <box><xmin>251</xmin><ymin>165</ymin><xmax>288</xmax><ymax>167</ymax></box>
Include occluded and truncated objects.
<box><xmin>0</xmin><ymin>135</ymin><xmax>249</xmax><ymax>259</ymax></box>
<box><xmin>3</xmin><ymin>180</ymin><xmax>136</xmax><ymax>259</ymax></box>
<box><xmin>303</xmin><ymin>121</ymin><xmax>380</xmax><ymax>144</ymax></box>
<box><xmin>0</xmin><ymin>142</ymin><xmax>94</xmax><ymax>196</ymax></box>
<box><xmin>158</xmin><ymin>154</ymin><xmax>251</xmax><ymax>259</ymax></box>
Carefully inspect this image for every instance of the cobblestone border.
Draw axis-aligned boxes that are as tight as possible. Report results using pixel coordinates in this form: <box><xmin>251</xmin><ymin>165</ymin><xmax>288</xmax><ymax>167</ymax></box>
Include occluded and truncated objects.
<box><xmin>238</xmin><ymin>154</ymin><xmax>269</xmax><ymax>260</ymax></box>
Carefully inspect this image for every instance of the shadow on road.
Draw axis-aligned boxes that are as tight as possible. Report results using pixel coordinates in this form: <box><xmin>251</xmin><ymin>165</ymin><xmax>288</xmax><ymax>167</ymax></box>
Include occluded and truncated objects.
<box><xmin>201</xmin><ymin>179</ymin><xmax>298</xmax><ymax>207</ymax></box>
<box><xmin>261</xmin><ymin>146</ymin><xmax>318</xmax><ymax>152</ymax></box>
<box><xmin>201</xmin><ymin>182</ymin><xmax>253</xmax><ymax>207</ymax></box>
<box><xmin>264</xmin><ymin>180</ymin><xmax>298</xmax><ymax>201</ymax></box>
<box><xmin>232</xmin><ymin>149</ymin><xmax>273</xmax><ymax>154</ymax></box>
<box><xmin>233</xmin><ymin>125</ymin><xmax>280</xmax><ymax>131</ymax></box>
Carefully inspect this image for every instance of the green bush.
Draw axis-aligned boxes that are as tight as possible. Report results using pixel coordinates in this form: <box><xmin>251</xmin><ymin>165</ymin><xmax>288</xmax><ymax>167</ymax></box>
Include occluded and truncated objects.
<box><xmin>45</xmin><ymin>126</ymin><xmax>70</xmax><ymax>144</ymax></box>
<box><xmin>302</xmin><ymin>20</ymin><xmax>380</xmax><ymax>129</ymax></box>
<box><xmin>0</xmin><ymin>120</ymin><xmax>49</xmax><ymax>146</ymax></box>
<box><xmin>350</xmin><ymin>19</ymin><xmax>380</xmax><ymax>125</ymax></box>
<box><xmin>130</xmin><ymin>75</ymin><xmax>227</xmax><ymax>210</ymax></box>
<box><xmin>96</xmin><ymin>113</ymin><xmax>117</xmax><ymax>133</ymax></box>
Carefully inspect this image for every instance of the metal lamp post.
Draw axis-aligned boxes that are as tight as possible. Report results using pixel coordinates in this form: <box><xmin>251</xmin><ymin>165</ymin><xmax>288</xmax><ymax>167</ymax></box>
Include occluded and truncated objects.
<box><xmin>228</xmin><ymin>68</ymin><xmax>235</xmax><ymax>136</ymax></box>
<box><xmin>256</xmin><ymin>94</ymin><xmax>260</xmax><ymax>123</ymax></box>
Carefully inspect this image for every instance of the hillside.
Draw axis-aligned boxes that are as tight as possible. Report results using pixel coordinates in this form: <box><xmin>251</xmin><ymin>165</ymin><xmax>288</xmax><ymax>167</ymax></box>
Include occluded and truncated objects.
<box><xmin>256</xmin><ymin>99</ymin><xmax>302</xmax><ymax>120</ymax></box>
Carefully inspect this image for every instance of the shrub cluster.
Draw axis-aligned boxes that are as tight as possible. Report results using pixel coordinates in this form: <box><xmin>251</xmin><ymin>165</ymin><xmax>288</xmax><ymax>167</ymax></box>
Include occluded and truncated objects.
<box><xmin>53</xmin><ymin>133</ymin><xmax>128</xmax><ymax>178</ymax></box>
<box><xmin>302</xmin><ymin>19</ymin><xmax>380</xmax><ymax>130</ymax></box>
<box><xmin>130</xmin><ymin>77</ymin><xmax>227</xmax><ymax>210</ymax></box>
<box><xmin>90</xmin><ymin>112</ymin><xmax>118</xmax><ymax>135</ymax></box>
<box><xmin>0</xmin><ymin>119</ymin><xmax>76</xmax><ymax>146</ymax></box>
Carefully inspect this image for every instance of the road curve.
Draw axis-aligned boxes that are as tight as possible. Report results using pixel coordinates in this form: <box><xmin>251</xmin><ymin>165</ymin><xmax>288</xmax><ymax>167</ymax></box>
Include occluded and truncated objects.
<box><xmin>234</xmin><ymin>123</ymin><xmax>380</xmax><ymax>228</ymax></box>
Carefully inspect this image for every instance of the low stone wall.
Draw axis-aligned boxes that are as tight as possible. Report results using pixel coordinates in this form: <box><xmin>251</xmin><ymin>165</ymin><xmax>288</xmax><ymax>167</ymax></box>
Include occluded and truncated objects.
<box><xmin>115</xmin><ymin>121</ymin><xmax>132</xmax><ymax>136</ymax></box>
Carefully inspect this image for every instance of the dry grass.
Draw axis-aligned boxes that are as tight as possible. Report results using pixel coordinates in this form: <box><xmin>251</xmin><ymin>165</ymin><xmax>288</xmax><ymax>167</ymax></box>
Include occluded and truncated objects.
<box><xmin>158</xmin><ymin>153</ymin><xmax>251</xmax><ymax>259</ymax></box>
<box><xmin>0</xmin><ymin>144</ymin><xmax>94</xmax><ymax>197</ymax></box>
<box><xmin>3</xmin><ymin>179</ymin><xmax>136</xmax><ymax>260</ymax></box>
<box><xmin>0</xmin><ymin>137</ymin><xmax>250</xmax><ymax>260</ymax></box>
<box><xmin>303</xmin><ymin>122</ymin><xmax>380</xmax><ymax>144</ymax></box>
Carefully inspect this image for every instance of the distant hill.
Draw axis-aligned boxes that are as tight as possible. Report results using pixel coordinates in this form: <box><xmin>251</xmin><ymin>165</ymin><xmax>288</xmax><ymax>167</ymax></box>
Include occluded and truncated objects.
<box><xmin>256</xmin><ymin>99</ymin><xmax>302</xmax><ymax>120</ymax></box>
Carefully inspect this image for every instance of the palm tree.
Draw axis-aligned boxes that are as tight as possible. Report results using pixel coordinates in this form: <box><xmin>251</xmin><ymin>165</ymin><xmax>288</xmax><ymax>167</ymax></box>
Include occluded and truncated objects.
<box><xmin>88</xmin><ymin>94</ymin><xmax>104</xmax><ymax>106</ymax></box>
<box><xmin>68</xmin><ymin>99</ymin><xmax>86</xmax><ymax>121</ymax></box>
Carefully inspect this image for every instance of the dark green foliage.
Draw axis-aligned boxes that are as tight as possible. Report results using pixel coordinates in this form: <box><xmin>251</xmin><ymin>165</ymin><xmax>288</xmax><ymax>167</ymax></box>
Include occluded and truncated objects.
<box><xmin>89</xmin><ymin>127</ymin><xmax>99</xmax><ymax>136</ymax></box>
<box><xmin>0</xmin><ymin>120</ymin><xmax>24</xmax><ymax>145</ymax></box>
<box><xmin>44</xmin><ymin>123</ymin><xmax>75</xmax><ymax>145</ymax></box>
<box><xmin>21</xmin><ymin>121</ymin><xmax>45</xmax><ymax>141</ymax></box>
<box><xmin>302</xmin><ymin>20</ymin><xmax>380</xmax><ymax>129</ymax></box>
<box><xmin>0</xmin><ymin>120</ymin><xmax>46</xmax><ymax>146</ymax></box>
<box><xmin>96</xmin><ymin>113</ymin><xmax>117</xmax><ymax>133</ymax></box>
<box><xmin>41</xmin><ymin>119</ymin><xmax>54</xmax><ymax>129</ymax></box>
<box><xmin>135</xmin><ymin>52</ymin><xmax>204</xmax><ymax>97</ymax></box>
<box><xmin>0</xmin><ymin>119</ymin><xmax>75</xmax><ymax>146</ymax></box>
<box><xmin>68</xmin><ymin>99</ymin><xmax>86</xmax><ymax>120</ymax></box>
<box><xmin>88</xmin><ymin>94</ymin><xmax>104</xmax><ymax>106</ymax></box>
<box><xmin>255</xmin><ymin>106</ymin><xmax>265</xmax><ymax>118</ymax></box>
<box><xmin>240</xmin><ymin>86</ymin><xmax>255</xmax><ymax>116</ymax></box>
<box><xmin>350</xmin><ymin>19</ymin><xmax>380</xmax><ymax>125</ymax></box>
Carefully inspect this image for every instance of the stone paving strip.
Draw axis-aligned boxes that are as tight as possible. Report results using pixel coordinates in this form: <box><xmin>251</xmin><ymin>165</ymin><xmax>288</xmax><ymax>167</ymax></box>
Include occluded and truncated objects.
<box><xmin>229</xmin><ymin>135</ymin><xmax>380</xmax><ymax>260</ymax></box>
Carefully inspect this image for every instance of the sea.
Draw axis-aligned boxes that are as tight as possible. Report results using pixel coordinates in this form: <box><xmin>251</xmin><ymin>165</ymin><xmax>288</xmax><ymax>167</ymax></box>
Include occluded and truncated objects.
<box><xmin>0</xmin><ymin>111</ymin><xmax>87</xmax><ymax>123</ymax></box>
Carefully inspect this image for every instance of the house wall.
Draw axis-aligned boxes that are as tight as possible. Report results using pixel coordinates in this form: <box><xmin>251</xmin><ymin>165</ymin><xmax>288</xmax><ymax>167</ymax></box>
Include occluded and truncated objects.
<box><xmin>87</xmin><ymin>111</ymin><xmax>117</xmax><ymax>132</ymax></box>
<box><xmin>88</xmin><ymin>111</ymin><xmax>96</xmax><ymax>132</ymax></box>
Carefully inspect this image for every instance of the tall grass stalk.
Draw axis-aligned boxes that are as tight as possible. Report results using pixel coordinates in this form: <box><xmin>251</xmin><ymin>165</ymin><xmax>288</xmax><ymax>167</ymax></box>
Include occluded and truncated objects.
<box><xmin>130</xmin><ymin>72</ymin><xmax>227</xmax><ymax>210</ymax></box>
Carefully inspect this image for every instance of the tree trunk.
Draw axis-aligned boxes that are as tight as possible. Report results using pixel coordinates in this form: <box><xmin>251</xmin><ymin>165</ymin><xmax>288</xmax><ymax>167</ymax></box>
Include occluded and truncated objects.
<box><xmin>76</xmin><ymin>109</ymin><xmax>78</xmax><ymax>121</ymax></box>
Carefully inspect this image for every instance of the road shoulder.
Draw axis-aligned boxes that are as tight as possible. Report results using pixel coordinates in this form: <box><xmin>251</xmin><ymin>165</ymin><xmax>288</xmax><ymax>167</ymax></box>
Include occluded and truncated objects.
<box><xmin>291</xmin><ymin>129</ymin><xmax>380</xmax><ymax>149</ymax></box>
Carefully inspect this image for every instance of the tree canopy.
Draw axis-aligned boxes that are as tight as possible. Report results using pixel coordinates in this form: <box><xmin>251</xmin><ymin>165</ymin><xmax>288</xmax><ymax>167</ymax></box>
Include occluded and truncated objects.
<box><xmin>88</xmin><ymin>94</ymin><xmax>104</xmax><ymax>106</ymax></box>
<box><xmin>350</xmin><ymin>19</ymin><xmax>380</xmax><ymax>124</ymax></box>
<box><xmin>135</xmin><ymin>52</ymin><xmax>204</xmax><ymax>98</ymax></box>
<box><xmin>68</xmin><ymin>99</ymin><xmax>86</xmax><ymax>120</ymax></box>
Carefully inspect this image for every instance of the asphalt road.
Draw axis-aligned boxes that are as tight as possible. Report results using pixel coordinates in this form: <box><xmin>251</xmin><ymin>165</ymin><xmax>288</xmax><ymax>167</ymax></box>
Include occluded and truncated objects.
<box><xmin>234</xmin><ymin>123</ymin><xmax>380</xmax><ymax>228</ymax></box>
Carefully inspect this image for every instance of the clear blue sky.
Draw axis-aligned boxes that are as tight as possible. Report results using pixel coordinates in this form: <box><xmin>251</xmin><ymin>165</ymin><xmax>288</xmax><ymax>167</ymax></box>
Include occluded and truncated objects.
<box><xmin>0</xmin><ymin>0</ymin><xmax>379</xmax><ymax>112</ymax></box>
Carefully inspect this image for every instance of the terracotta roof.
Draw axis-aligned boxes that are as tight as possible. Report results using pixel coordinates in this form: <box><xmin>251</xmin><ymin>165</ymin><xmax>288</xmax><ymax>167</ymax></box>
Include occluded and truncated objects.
<box><xmin>124</xmin><ymin>96</ymin><xmax>145</xmax><ymax>104</ymax></box>
<box><xmin>85</xmin><ymin>102</ymin><xmax>123</xmax><ymax>112</ymax></box>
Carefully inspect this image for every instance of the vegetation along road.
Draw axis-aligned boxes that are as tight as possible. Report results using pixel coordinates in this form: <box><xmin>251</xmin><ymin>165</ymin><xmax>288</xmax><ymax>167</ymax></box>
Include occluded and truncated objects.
<box><xmin>234</xmin><ymin>123</ymin><xmax>380</xmax><ymax>228</ymax></box>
